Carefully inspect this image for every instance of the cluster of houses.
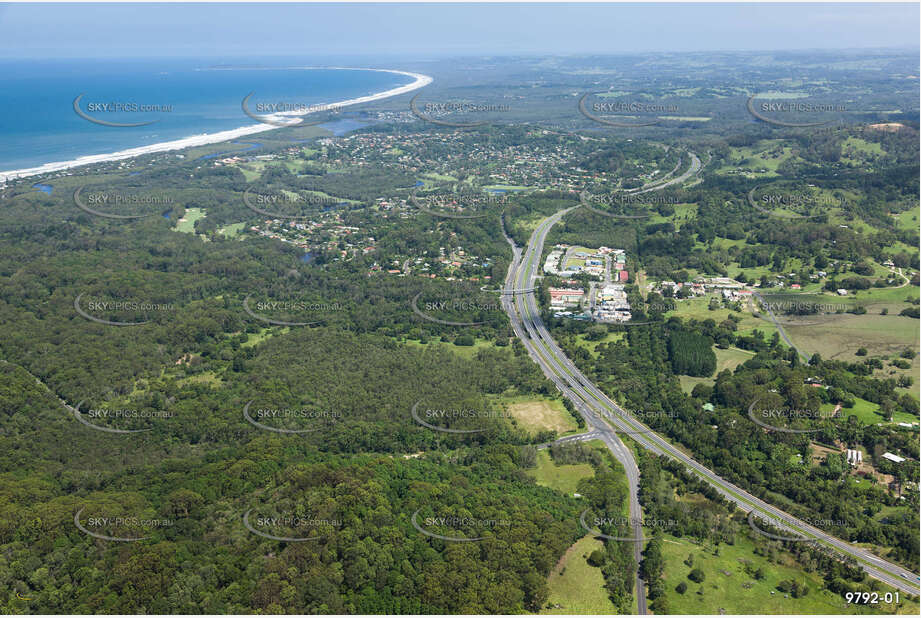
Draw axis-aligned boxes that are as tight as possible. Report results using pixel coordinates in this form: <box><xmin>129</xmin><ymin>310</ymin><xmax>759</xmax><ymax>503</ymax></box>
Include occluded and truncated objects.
<box><xmin>250</xmin><ymin>218</ymin><xmax>378</xmax><ymax>261</ymax></box>
<box><xmin>655</xmin><ymin>277</ymin><xmax>753</xmax><ymax>302</ymax></box>
<box><xmin>319</xmin><ymin>127</ymin><xmax>610</xmax><ymax>193</ymax></box>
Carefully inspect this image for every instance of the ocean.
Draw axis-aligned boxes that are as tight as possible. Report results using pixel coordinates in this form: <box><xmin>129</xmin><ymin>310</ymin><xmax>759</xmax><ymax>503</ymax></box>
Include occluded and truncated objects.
<box><xmin>0</xmin><ymin>59</ymin><xmax>412</xmax><ymax>172</ymax></box>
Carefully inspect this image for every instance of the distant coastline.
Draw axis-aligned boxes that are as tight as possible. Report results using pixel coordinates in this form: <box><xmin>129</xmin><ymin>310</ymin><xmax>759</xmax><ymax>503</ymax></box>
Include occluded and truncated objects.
<box><xmin>0</xmin><ymin>68</ymin><xmax>432</xmax><ymax>183</ymax></box>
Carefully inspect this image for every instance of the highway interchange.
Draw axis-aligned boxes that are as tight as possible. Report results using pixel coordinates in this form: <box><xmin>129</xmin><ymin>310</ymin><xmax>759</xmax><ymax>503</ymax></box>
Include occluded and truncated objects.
<box><xmin>498</xmin><ymin>152</ymin><xmax>920</xmax><ymax>611</ymax></box>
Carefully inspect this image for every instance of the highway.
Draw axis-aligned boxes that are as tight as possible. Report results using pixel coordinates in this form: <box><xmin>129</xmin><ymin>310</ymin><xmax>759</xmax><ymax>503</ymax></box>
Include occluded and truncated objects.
<box><xmin>625</xmin><ymin>150</ymin><xmax>701</xmax><ymax>194</ymax></box>
<box><xmin>500</xmin><ymin>210</ymin><xmax>650</xmax><ymax>615</ymax></box>
<box><xmin>499</xmin><ymin>174</ymin><xmax>920</xmax><ymax>599</ymax></box>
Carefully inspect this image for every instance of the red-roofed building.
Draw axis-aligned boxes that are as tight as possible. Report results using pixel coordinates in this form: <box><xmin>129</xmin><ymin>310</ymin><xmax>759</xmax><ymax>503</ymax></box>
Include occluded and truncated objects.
<box><xmin>618</xmin><ymin>270</ymin><xmax>629</xmax><ymax>282</ymax></box>
<box><xmin>549</xmin><ymin>287</ymin><xmax>585</xmax><ymax>308</ymax></box>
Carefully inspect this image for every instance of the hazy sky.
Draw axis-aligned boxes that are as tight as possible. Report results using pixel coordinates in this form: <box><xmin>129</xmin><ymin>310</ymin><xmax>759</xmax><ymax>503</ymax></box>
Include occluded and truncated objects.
<box><xmin>1</xmin><ymin>2</ymin><xmax>918</xmax><ymax>58</ymax></box>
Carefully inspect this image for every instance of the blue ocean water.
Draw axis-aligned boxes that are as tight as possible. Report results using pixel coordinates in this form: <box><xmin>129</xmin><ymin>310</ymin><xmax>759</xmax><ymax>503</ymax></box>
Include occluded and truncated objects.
<box><xmin>0</xmin><ymin>59</ymin><xmax>412</xmax><ymax>171</ymax></box>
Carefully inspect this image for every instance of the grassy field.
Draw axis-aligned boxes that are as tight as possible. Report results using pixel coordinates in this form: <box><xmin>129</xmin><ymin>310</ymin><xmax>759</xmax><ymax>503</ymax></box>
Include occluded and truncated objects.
<box><xmin>667</xmin><ymin>292</ymin><xmax>919</xmax><ymax>398</ymax></box>
<box><xmin>842</xmin><ymin>136</ymin><xmax>885</xmax><ymax>159</ymax></box>
<box><xmin>403</xmin><ymin>336</ymin><xmax>497</xmax><ymax>361</ymax></box>
<box><xmin>659</xmin><ymin>532</ymin><xmax>919</xmax><ymax>615</ymax></box>
<box><xmin>484</xmin><ymin>184</ymin><xmax>528</xmax><ymax>192</ymax></box>
<box><xmin>820</xmin><ymin>397</ymin><xmax>919</xmax><ymax>425</ymax></box>
<box><xmin>302</xmin><ymin>189</ymin><xmax>361</xmax><ymax>205</ymax></box>
<box><xmin>235</xmin><ymin>159</ymin><xmax>308</xmax><ymax>182</ymax></box>
<box><xmin>175</xmin><ymin>370</ymin><xmax>222</xmax><ymax>387</ymax></box>
<box><xmin>535</xmin><ymin>442</ymin><xmax>633</xmax><ymax>614</ymax></box>
<box><xmin>175</xmin><ymin>207</ymin><xmax>206</xmax><ymax>233</ymax></box>
<box><xmin>515</xmin><ymin>212</ymin><xmax>551</xmax><ymax>234</ymax></box>
<box><xmin>667</xmin><ymin>295</ymin><xmax>781</xmax><ymax>340</ymax></box>
<box><xmin>574</xmin><ymin>331</ymin><xmax>625</xmax><ymax>359</ymax></box>
<box><xmin>527</xmin><ymin>449</ymin><xmax>594</xmax><ymax>495</ymax></box>
<box><xmin>240</xmin><ymin>326</ymin><xmax>289</xmax><ymax>348</ymax></box>
<box><xmin>821</xmin><ymin>397</ymin><xmax>886</xmax><ymax>425</ymax></box>
<box><xmin>218</xmin><ymin>222</ymin><xmax>247</xmax><ymax>238</ymax></box>
<box><xmin>422</xmin><ymin>172</ymin><xmax>458</xmax><ymax>182</ymax></box>
<box><xmin>716</xmin><ymin>140</ymin><xmax>797</xmax><ymax>178</ymax></box>
<box><xmin>541</xmin><ymin>535</ymin><xmax>618</xmax><ymax>615</ymax></box>
<box><xmin>678</xmin><ymin>346</ymin><xmax>756</xmax><ymax>393</ymax></box>
<box><xmin>771</xmin><ymin>312</ymin><xmax>919</xmax><ymax>398</ymax></box>
<box><xmin>893</xmin><ymin>205</ymin><xmax>919</xmax><ymax>232</ymax></box>
<box><xmin>648</xmin><ymin>203</ymin><xmax>698</xmax><ymax>228</ymax></box>
<box><xmin>503</xmin><ymin>396</ymin><xmax>578</xmax><ymax>435</ymax></box>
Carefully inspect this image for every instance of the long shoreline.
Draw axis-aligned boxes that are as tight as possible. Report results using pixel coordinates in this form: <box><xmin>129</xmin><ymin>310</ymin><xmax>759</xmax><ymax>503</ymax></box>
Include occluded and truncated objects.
<box><xmin>0</xmin><ymin>68</ymin><xmax>432</xmax><ymax>184</ymax></box>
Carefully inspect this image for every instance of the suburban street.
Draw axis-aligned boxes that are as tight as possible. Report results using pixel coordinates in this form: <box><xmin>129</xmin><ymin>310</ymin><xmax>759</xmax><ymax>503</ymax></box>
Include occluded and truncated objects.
<box><xmin>499</xmin><ymin>164</ymin><xmax>920</xmax><ymax>603</ymax></box>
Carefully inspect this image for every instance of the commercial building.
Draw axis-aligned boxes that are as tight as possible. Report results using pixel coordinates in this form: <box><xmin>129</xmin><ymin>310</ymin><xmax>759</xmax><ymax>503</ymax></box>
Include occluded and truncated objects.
<box><xmin>549</xmin><ymin>287</ymin><xmax>585</xmax><ymax>309</ymax></box>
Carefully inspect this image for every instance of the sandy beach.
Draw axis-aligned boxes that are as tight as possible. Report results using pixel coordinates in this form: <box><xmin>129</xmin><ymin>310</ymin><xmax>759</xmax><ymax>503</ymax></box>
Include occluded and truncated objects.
<box><xmin>0</xmin><ymin>68</ymin><xmax>432</xmax><ymax>184</ymax></box>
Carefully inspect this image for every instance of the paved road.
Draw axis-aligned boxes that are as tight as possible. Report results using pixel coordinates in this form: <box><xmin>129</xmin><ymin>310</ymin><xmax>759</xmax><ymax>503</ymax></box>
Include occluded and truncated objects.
<box><xmin>626</xmin><ymin>151</ymin><xmax>701</xmax><ymax>194</ymax></box>
<box><xmin>500</xmin><ymin>209</ymin><xmax>650</xmax><ymax>615</ymax></box>
<box><xmin>537</xmin><ymin>430</ymin><xmax>602</xmax><ymax>450</ymax></box>
<box><xmin>500</xmin><ymin>179</ymin><xmax>920</xmax><ymax>599</ymax></box>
